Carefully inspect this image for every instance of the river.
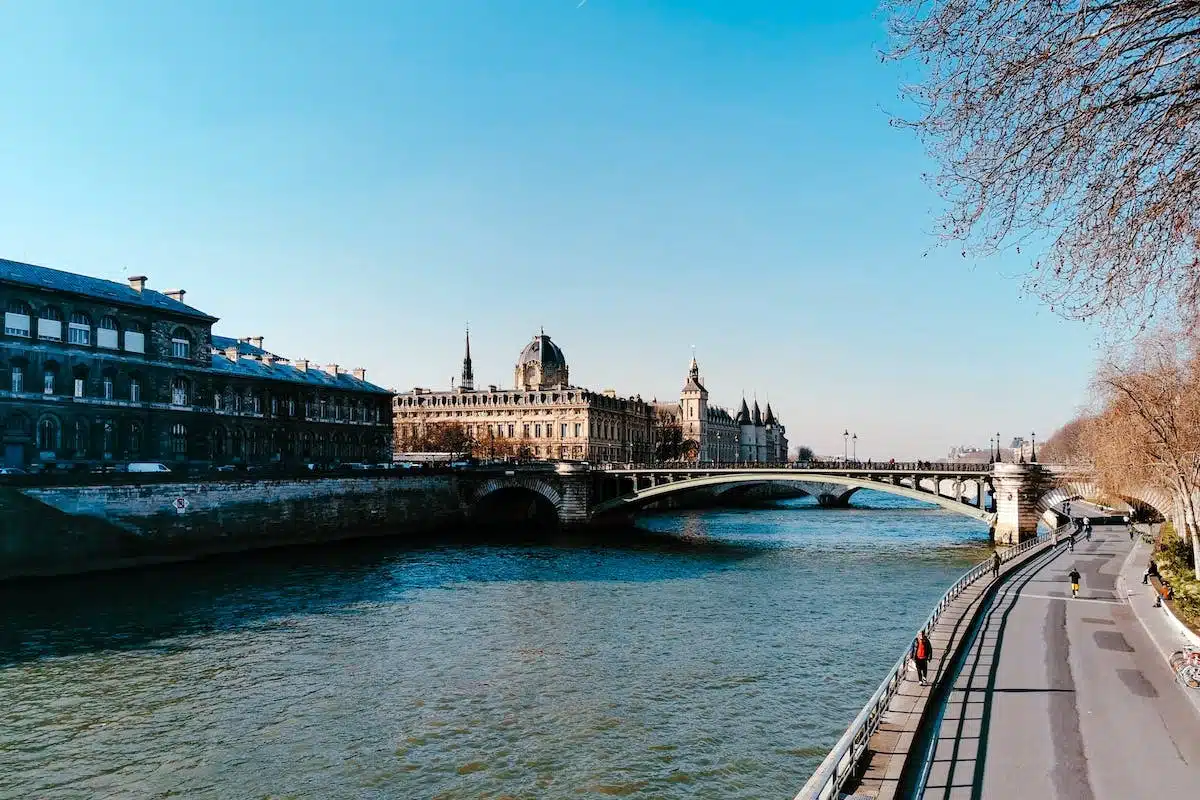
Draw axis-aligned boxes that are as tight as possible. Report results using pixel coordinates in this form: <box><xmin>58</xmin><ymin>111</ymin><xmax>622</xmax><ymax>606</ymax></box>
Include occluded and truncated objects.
<box><xmin>0</xmin><ymin>491</ymin><xmax>991</xmax><ymax>799</ymax></box>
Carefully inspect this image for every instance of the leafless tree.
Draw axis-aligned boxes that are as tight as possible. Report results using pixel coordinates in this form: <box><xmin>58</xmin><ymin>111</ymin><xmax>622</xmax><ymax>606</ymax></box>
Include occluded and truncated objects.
<box><xmin>1089</xmin><ymin>330</ymin><xmax>1200</xmax><ymax>576</ymax></box>
<box><xmin>884</xmin><ymin>0</ymin><xmax>1200</xmax><ymax>324</ymax></box>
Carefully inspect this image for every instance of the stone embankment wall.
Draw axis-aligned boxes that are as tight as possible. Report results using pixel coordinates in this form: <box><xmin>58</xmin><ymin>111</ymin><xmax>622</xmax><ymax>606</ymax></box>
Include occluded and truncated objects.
<box><xmin>0</xmin><ymin>476</ymin><xmax>464</xmax><ymax>580</ymax></box>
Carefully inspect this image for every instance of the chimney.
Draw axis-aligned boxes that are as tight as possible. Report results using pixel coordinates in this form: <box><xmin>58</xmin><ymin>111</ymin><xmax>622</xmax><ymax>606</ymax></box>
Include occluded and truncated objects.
<box><xmin>224</xmin><ymin>345</ymin><xmax>240</xmax><ymax>361</ymax></box>
<box><xmin>250</xmin><ymin>336</ymin><xmax>264</xmax><ymax>350</ymax></box>
<box><xmin>164</xmin><ymin>289</ymin><xmax>186</xmax><ymax>303</ymax></box>
<box><xmin>295</xmin><ymin>359</ymin><xmax>309</xmax><ymax>373</ymax></box>
<box><xmin>352</xmin><ymin>367</ymin><xmax>366</xmax><ymax>381</ymax></box>
<box><xmin>261</xmin><ymin>353</ymin><xmax>276</xmax><ymax>366</ymax></box>
<box><xmin>323</xmin><ymin>364</ymin><xmax>339</xmax><ymax>377</ymax></box>
<box><xmin>128</xmin><ymin>275</ymin><xmax>147</xmax><ymax>292</ymax></box>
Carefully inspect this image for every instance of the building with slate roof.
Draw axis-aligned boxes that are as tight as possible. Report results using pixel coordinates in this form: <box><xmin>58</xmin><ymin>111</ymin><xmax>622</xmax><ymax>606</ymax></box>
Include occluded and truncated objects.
<box><xmin>1</xmin><ymin>257</ymin><xmax>392</xmax><ymax>469</ymax></box>
<box><xmin>393</xmin><ymin>329</ymin><xmax>654</xmax><ymax>463</ymax></box>
<box><xmin>653</xmin><ymin>356</ymin><xmax>787</xmax><ymax>464</ymax></box>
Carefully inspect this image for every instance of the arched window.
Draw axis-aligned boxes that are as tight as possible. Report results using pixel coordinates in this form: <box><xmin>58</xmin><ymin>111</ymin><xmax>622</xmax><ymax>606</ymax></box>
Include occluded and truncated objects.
<box><xmin>68</xmin><ymin>311</ymin><xmax>92</xmax><ymax>346</ymax></box>
<box><xmin>4</xmin><ymin>300</ymin><xmax>31</xmax><ymax>337</ymax></box>
<box><xmin>301</xmin><ymin>431</ymin><xmax>313</xmax><ymax>458</ymax></box>
<box><xmin>171</xmin><ymin>423</ymin><xmax>187</xmax><ymax>456</ymax></box>
<box><xmin>124</xmin><ymin>321</ymin><xmax>145</xmax><ymax>354</ymax></box>
<box><xmin>37</xmin><ymin>306</ymin><xmax>62</xmax><ymax>341</ymax></box>
<box><xmin>97</xmin><ymin>316</ymin><xmax>119</xmax><ymax>349</ymax></box>
<box><xmin>170</xmin><ymin>328</ymin><xmax>192</xmax><ymax>359</ymax></box>
<box><xmin>231</xmin><ymin>428</ymin><xmax>244</xmax><ymax>458</ymax></box>
<box><xmin>128</xmin><ymin>422</ymin><xmax>143</xmax><ymax>456</ymax></box>
<box><xmin>37</xmin><ymin>415</ymin><xmax>60</xmax><ymax>451</ymax></box>
<box><xmin>102</xmin><ymin>419</ymin><xmax>115</xmax><ymax>457</ymax></box>
<box><xmin>171</xmin><ymin>377</ymin><xmax>189</xmax><ymax>406</ymax></box>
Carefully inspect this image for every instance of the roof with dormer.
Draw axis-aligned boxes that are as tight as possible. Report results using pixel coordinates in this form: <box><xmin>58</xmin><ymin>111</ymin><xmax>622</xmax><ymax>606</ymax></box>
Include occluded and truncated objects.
<box><xmin>1</xmin><ymin>257</ymin><xmax>218</xmax><ymax>321</ymax></box>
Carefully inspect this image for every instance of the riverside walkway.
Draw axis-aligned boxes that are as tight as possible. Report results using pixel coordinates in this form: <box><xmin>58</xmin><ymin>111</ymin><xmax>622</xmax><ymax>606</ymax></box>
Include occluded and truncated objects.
<box><xmin>911</xmin><ymin>520</ymin><xmax>1200</xmax><ymax>799</ymax></box>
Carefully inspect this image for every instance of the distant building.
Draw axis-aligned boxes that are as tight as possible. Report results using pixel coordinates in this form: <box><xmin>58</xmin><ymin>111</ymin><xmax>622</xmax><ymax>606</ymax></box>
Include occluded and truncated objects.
<box><xmin>392</xmin><ymin>330</ymin><xmax>655</xmax><ymax>463</ymax></box>
<box><xmin>654</xmin><ymin>356</ymin><xmax>787</xmax><ymax>464</ymax></box>
<box><xmin>0</xmin><ymin>257</ymin><xmax>392</xmax><ymax>469</ymax></box>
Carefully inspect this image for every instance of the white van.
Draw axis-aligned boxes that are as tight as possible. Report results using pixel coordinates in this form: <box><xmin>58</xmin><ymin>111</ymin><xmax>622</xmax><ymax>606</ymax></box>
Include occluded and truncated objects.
<box><xmin>127</xmin><ymin>462</ymin><xmax>172</xmax><ymax>473</ymax></box>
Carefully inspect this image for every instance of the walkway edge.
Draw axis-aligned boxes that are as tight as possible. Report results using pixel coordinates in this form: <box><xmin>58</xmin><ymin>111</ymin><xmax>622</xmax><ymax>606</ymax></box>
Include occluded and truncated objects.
<box><xmin>794</xmin><ymin>532</ymin><xmax>1057</xmax><ymax>800</ymax></box>
<box><xmin>1116</xmin><ymin>536</ymin><xmax>1200</xmax><ymax>718</ymax></box>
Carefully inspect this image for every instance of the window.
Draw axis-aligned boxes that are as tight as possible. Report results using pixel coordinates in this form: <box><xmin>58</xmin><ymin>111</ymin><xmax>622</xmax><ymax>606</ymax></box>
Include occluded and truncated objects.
<box><xmin>171</xmin><ymin>337</ymin><xmax>190</xmax><ymax>359</ymax></box>
<box><xmin>523</xmin><ymin>424</ymin><xmax>530</xmax><ymax>438</ymax></box>
<box><xmin>270</xmin><ymin>396</ymin><xmax>277</xmax><ymax>416</ymax></box>
<box><xmin>561</xmin><ymin>423</ymin><xmax>568</xmax><ymax>438</ymax></box>
<box><xmin>37</xmin><ymin>307</ymin><xmax>62</xmax><ymax>341</ymax></box>
<box><xmin>11</xmin><ymin>366</ymin><xmax>24</xmax><ymax>393</ymax></box>
<box><xmin>97</xmin><ymin>316</ymin><xmax>119</xmax><ymax>349</ymax></box>
<box><xmin>125</xmin><ymin>322</ymin><xmax>145</xmax><ymax>354</ymax></box>
<box><xmin>37</xmin><ymin>416</ymin><xmax>59</xmax><ymax>451</ymax></box>
<box><xmin>507</xmin><ymin>424</ymin><xmax>514</xmax><ymax>437</ymax></box>
<box><xmin>546</xmin><ymin>425</ymin><xmax>553</xmax><ymax>438</ymax></box>
<box><xmin>130</xmin><ymin>379</ymin><xmax>141</xmax><ymax>403</ymax></box>
<box><xmin>171</xmin><ymin>423</ymin><xmax>187</xmax><ymax>456</ymax></box>
<box><xmin>172</xmin><ymin>377</ymin><xmax>189</xmax><ymax>406</ymax></box>
<box><xmin>73</xmin><ymin>420</ymin><xmax>89</xmax><ymax>457</ymax></box>
<box><xmin>74</xmin><ymin>378</ymin><xmax>85</xmax><ymax>398</ymax></box>
<box><xmin>4</xmin><ymin>300</ymin><xmax>31</xmax><ymax>337</ymax></box>
<box><xmin>102</xmin><ymin>421</ymin><xmax>114</xmax><ymax>456</ymax></box>
<box><xmin>575</xmin><ymin>423</ymin><xmax>581</xmax><ymax>437</ymax></box>
<box><xmin>214</xmin><ymin>391</ymin><xmax>224</xmax><ymax>411</ymax></box>
<box><xmin>535</xmin><ymin>424</ymin><xmax>542</xmax><ymax>438</ymax></box>
<box><xmin>103</xmin><ymin>377</ymin><xmax>113</xmax><ymax>400</ymax></box>
<box><xmin>129</xmin><ymin>423</ymin><xmax>142</xmax><ymax>455</ymax></box>
<box><xmin>68</xmin><ymin>312</ymin><xmax>91</xmax><ymax>345</ymax></box>
<box><xmin>43</xmin><ymin>370</ymin><xmax>55</xmax><ymax>395</ymax></box>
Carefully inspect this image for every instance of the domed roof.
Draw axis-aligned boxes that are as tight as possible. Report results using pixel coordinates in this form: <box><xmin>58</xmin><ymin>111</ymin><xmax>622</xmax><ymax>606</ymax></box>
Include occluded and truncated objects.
<box><xmin>517</xmin><ymin>333</ymin><xmax>566</xmax><ymax>370</ymax></box>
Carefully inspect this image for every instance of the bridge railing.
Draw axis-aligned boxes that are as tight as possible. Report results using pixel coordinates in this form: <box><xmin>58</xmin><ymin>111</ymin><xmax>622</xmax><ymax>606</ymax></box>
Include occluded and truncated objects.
<box><xmin>601</xmin><ymin>461</ymin><xmax>992</xmax><ymax>473</ymax></box>
<box><xmin>793</xmin><ymin>527</ymin><xmax>1061</xmax><ymax>800</ymax></box>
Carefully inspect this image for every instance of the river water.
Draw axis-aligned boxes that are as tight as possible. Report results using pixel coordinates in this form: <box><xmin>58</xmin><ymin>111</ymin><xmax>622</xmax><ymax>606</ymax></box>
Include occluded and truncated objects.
<box><xmin>0</xmin><ymin>491</ymin><xmax>991</xmax><ymax>799</ymax></box>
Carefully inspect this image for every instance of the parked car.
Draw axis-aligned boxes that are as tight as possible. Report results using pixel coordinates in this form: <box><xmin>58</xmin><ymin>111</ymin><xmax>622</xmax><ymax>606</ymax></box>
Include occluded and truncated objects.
<box><xmin>127</xmin><ymin>462</ymin><xmax>172</xmax><ymax>473</ymax></box>
<box><xmin>0</xmin><ymin>467</ymin><xmax>28</xmax><ymax>476</ymax></box>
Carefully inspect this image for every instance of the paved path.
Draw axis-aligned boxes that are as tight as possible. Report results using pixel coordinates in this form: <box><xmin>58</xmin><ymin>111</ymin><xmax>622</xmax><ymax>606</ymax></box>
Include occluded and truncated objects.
<box><xmin>915</xmin><ymin>523</ymin><xmax>1200</xmax><ymax>799</ymax></box>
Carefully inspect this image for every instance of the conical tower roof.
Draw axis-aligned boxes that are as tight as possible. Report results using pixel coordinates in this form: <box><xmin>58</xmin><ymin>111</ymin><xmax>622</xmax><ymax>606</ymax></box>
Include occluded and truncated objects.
<box><xmin>764</xmin><ymin>403</ymin><xmax>777</xmax><ymax>426</ymax></box>
<box><xmin>752</xmin><ymin>400</ymin><xmax>763</xmax><ymax>426</ymax></box>
<box><xmin>736</xmin><ymin>397</ymin><xmax>751</xmax><ymax>425</ymax></box>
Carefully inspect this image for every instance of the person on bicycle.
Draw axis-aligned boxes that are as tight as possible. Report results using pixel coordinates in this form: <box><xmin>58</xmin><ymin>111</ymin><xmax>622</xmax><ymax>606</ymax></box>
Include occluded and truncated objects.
<box><xmin>1069</xmin><ymin>567</ymin><xmax>1081</xmax><ymax>598</ymax></box>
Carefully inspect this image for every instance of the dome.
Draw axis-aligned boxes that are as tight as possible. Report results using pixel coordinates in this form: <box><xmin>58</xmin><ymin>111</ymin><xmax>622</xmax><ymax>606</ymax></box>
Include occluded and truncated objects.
<box><xmin>517</xmin><ymin>334</ymin><xmax>566</xmax><ymax>370</ymax></box>
<box><xmin>514</xmin><ymin>332</ymin><xmax>569</xmax><ymax>389</ymax></box>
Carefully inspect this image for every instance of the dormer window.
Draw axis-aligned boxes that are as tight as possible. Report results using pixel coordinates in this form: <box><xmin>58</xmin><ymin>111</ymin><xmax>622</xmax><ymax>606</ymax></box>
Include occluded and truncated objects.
<box><xmin>171</xmin><ymin>328</ymin><xmax>192</xmax><ymax>359</ymax></box>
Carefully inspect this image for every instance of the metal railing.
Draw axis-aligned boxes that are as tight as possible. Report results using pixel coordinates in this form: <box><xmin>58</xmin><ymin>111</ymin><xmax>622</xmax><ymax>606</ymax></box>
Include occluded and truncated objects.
<box><xmin>603</xmin><ymin>461</ymin><xmax>993</xmax><ymax>474</ymax></box>
<box><xmin>793</xmin><ymin>528</ymin><xmax>1059</xmax><ymax>800</ymax></box>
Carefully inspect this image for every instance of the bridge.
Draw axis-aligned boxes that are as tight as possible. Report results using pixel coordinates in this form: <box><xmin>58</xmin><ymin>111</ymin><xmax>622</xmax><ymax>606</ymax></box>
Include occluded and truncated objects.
<box><xmin>466</xmin><ymin>461</ymin><xmax>1093</xmax><ymax>544</ymax></box>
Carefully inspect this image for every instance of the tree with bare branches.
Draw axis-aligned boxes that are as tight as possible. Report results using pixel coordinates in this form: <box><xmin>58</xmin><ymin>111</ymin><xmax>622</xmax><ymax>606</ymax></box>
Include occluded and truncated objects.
<box><xmin>884</xmin><ymin>0</ymin><xmax>1200</xmax><ymax>323</ymax></box>
<box><xmin>1089</xmin><ymin>330</ymin><xmax>1200</xmax><ymax>577</ymax></box>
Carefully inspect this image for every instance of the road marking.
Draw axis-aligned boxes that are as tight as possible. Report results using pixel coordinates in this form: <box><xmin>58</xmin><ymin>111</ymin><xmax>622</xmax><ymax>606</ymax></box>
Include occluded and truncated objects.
<box><xmin>1018</xmin><ymin>592</ymin><xmax>1122</xmax><ymax>604</ymax></box>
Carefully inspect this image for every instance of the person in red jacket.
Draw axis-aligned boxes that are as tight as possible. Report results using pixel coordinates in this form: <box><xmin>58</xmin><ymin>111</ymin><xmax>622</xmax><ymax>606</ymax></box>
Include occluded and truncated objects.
<box><xmin>911</xmin><ymin>631</ymin><xmax>934</xmax><ymax>686</ymax></box>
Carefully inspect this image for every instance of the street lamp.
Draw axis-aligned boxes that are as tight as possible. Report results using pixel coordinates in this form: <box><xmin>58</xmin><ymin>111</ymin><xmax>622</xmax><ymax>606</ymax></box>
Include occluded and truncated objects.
<box><xmin>852</xmin><ymin>432</ymin><xmax>857</xmax><ymax>462</ymax></box>
<box><xmin>1031</xmin><ymin>431</ymin><xmax>1037</xmax><ymax>463</ymax></box>
<box><xmin>843</xmin><ymin>429</ymin><xmax>849</xmax><ymax>462</ymax></box>
<box><xmin>989</xmin><ymin>436</ymin><xmax>995</xmax><ymax>464</ymax></box>
<box><xmin>996</xmin><ymin>431</ymin><xmax>1001</xmax><ymax>463</ymax></box>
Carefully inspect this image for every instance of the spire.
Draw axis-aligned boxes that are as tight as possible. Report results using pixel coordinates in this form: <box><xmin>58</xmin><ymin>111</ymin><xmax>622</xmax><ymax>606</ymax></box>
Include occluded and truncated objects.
<box><xmin>460</xmin><ymin>325</ymin><xmax>474</xmax><ymax>391</ymax></box>
<box><xmin>682</xmin><ymin>350</ymin><xmax>705</xmax><ymax>394</ymax></box>
<box><xmin>764</xmin><ymin>403</ymin><xmax>777</xmax><ymax>426</ymax></box>
<box><xmin>736</xmin><ymin>397</ymin><xmax>751</xmax><ymax>425</ymax></box>
<box><xmin>752</xmin><ymin>399</ymin><xmax>763</xmax><ymax>426</ymax></box>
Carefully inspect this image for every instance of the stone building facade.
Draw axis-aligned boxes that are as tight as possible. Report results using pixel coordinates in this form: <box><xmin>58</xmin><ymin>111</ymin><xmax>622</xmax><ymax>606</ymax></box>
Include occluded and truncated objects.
<box><xmin>393</xmin><ymin>330</ymin><xmax>655</xmax><ymax>463</ymax></box>
<box><xmin>0</xmin><ymin>257</ymin><xmax>392</xmax><ymax>469</ymax></box>
<box><xmin>655</xmin><ymin>356</ymin><xmax>788</xmax><ymax>464</ymax></box>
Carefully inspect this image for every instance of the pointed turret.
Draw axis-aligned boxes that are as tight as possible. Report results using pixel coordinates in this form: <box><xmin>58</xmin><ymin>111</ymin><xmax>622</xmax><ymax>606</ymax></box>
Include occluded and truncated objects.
<box><xmin>682</xmin><ymin>354</ymin><xmax>705</xmax><ymax>393</ymax></box>
<box><xmin>764</xmin><ymin>403</ymin><xmax>777</xmax><ymax>427</ymax></box>
<box><xmin>736</xmin><ymin>397</ymin><xmax>752</xmax><ymax>426</ymax></box>
<box><xmin>460</xmin><ymin>326</ymin><xmax>474</xmax><ymax>391</ymax></box>
<box><xmin>752</xmin><ymin>399</ymin><xmax>763</xmax><ymax>427</ymax></box>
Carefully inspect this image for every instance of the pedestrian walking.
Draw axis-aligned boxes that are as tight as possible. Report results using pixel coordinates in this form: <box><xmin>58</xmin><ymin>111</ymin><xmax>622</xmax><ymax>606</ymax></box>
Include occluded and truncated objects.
<box><xmin>1069</xmin><ymin>567</ymin><xmax>1081</xmax><ymax>598</ymax></box>
<box><xmin>1084</xmin><ymin>520</ymin><xmax>1092</xmax><ymax>542</ymax></box>
<box><xmin>1068</xmin><ymin>533</ymin><xmax>1075</xmax><ymax>553</ymax></box>
<box><xmin>910</xmin><ymin>630</ymin><xmax>934</xmax><ymax>686</ymax></box>
<box><xmin>1144</xmin><ymin>560</ymin><xmax>1159</xmax><ymax>585</ymax></box>
<box><xmin>1065</xmin><ymin>500</ymin><xmax>1072</xmax><ymax>517</ymax></box>
<box><xmin>992</xmin><ymin>551</ymin><xmax>1001</xmax><ymax>579</ymax></box>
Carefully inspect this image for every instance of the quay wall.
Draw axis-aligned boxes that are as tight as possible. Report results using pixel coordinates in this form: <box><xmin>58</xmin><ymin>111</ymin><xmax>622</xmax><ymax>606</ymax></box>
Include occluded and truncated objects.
<box><xmin>0</xmin><ymin>476</ymin><xmax>465</xmax><ymax>580</ymax></box>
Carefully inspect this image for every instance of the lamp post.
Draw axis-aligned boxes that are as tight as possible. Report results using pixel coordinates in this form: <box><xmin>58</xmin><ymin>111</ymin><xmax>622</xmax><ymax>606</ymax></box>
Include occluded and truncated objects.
<box><xmin>1030</xmin><ymin>431</ymin><xmax>1037</xmax><ymax>463</ymax></box>
<box><xmin>989</xmin><ymin>436</ymin><xmax>995</xmax><ymax>464</ymax></box>
<box><xmin>852</xmin><ymin>432</ymin><xmax>857</xmax><ymax>462</ymax></box>
<box><xmin>996</xmin><ymin>431</ymin><xmax>1001</xmax><ymax>463</ymax></box>
<box><xmin>843</xmin><ymin>429</ymin><xmax>849</xmax><ymax>462</ymax></box>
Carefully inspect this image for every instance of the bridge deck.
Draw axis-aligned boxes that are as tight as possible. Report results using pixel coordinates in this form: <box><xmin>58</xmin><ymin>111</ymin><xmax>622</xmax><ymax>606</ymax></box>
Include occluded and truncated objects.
<box><xmin>914</xmin><ymin>524</ymin><xmax>1200</xmax><ymax>799</ymax></box>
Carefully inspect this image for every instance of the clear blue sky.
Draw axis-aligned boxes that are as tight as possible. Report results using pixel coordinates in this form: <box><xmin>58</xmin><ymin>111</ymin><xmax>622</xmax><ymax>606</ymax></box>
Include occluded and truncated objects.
<box><xmin>0</xmin><ymin>0</ymin><xmax>1099</xmax><ymax>458</ymax></box>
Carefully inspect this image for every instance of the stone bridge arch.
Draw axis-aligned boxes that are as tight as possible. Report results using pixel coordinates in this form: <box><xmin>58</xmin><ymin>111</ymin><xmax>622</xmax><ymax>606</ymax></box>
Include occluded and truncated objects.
<box><xmin>469</xmin><ymin>475</ymin><xmax>563</xmax><ymax>522</ymax></box>
<box><xmin>1037</xmin><ymin>479</ymin><xmax>1174</xmax><ymax>523</ymax></box>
